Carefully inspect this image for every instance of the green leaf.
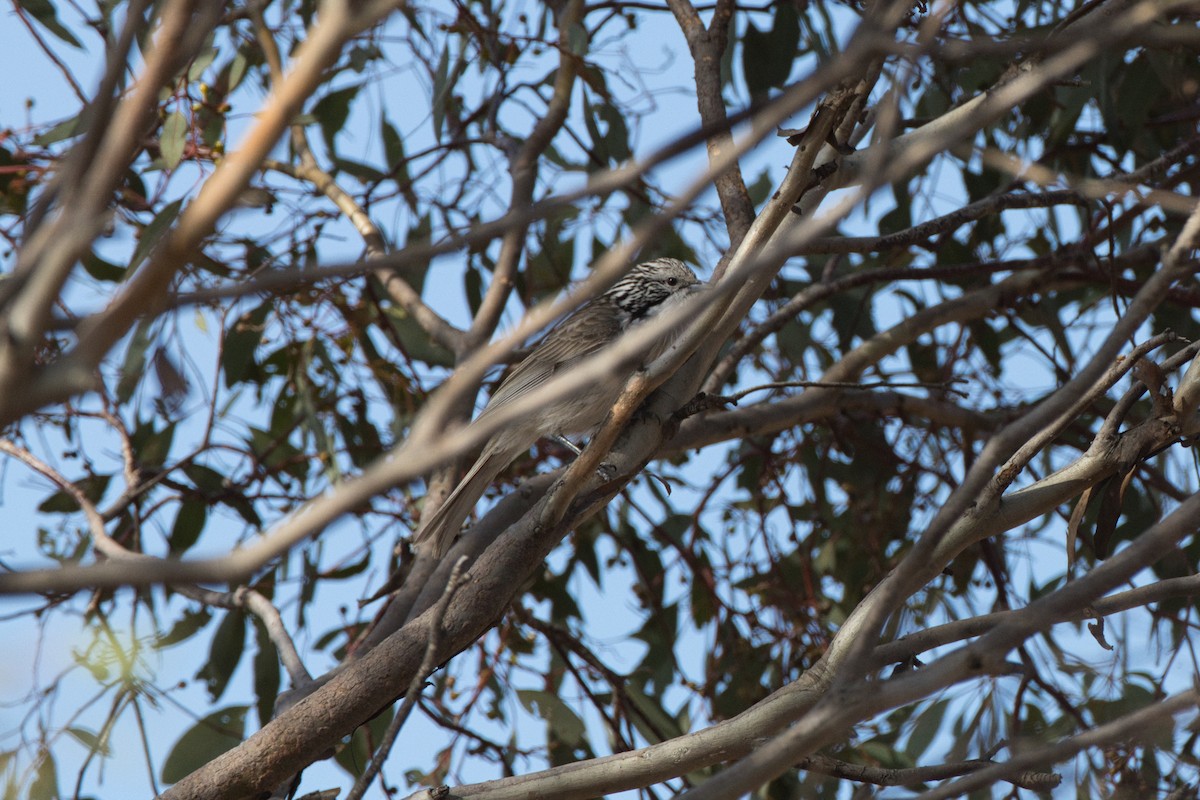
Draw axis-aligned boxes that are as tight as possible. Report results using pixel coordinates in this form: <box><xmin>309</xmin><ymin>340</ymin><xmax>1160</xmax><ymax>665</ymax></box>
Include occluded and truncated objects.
<box><xmin>827</xmin><ymin>286</ymin><xmax>876</xmax><ymax>351</ymax></box>
<box><xmin>37</xmin><ymin>473</ymin><xmax>111</xmax><ymax>513</ymax></box>
<box><xmin>517</xmin><ymin>690</ymin><xmax>586</xmax><ymax>746</ymax></box>
<box><xmin>28</xmin><ymin>751</ymin><xmax>57</xmax><ymax>800</ymax></box>
<box><xmin>322</xmin><ymin>550</ymin><xmax>370</xmax><ymax>580</ymax></box>
<box><xmin>32</xmin><ymin>114</ymin><xmax>84</xmax><ymax>146</ymax></box>
<box><xmin>567</xmin><ymin>22</ymin><xmax>588</xmax><ymax>56</ymax></box>
<box><xmin>169</xmin><ymin>500</ymin><xmax>207</xmax><ymax>555</ymax></box>
<box><xmin>968</xmin><ymin>319</ymin><xmax>1002</xmax><ymax>376</ymax></box>
<box><xmin>196</xmin><ymin>610</ymin><xmax>246</xmax><ymax>701</ymax></box>
<box><xmin>187</xmin><ymin>48</ymin><xmax>217</xmax><ymax>83</ymax></box>
<box><xmin>740</xmin><ymin>2</ymin><xmax>799</xmax><ymax>96</ymax></box>
<box><xmin>632</xmin><ymin>601</ymin><xmax>678</xmax><ymax>693</ymax></box>
<box><xmin>905</xmin><ymin>698</ymin><xmax>949</xmax><ymax>760</ymax></box>
<box><xmin>247</xmin><ymin>426</ymin><xmax>307</xmax><ymax>480</ymax></box>
<box><xmin>67</xmin><ymin>727</ymin><xmax>111</xmax><ymax>757</ymax></box>
<box><xmin>225</xmin><ymin>50</ymin><xmax>250</xmax><ymax>93</ymax></box>
<box><xmin>333</xmin><ymin>156</ymin><xmax>385</xmax><ymax>183</ymax></box>
<box><xmin>184</xmin><ymin>462</ymin><xmax>226</xmax><ymax>495</ymax></box>
<box><xmin>431</xmin><ymin>45</ymin><xmax>451</xmax><ymax>139</ymax></box>
<box><xmin>222</xmin><ymin>301</ymin><xmax>271</xmax><ymax>387</ymax></box>
<box><xmin>0</xmin><ymin>146</ymin><xmax>33</xmax><ymax>215</ymax></box>
<box><xmin>383</xmin><ymin>305</ymin><xmax>455</xmax><ymax>368</ymax></box>
<box><xmin>334</xmin><ymin>705</ymin><xmax>394</xmax><ymax>777</ymax></box>
<box><xmin>82</xmin><ymin>250</ymin><xmax>125</xmax><ymax>282</ymax></box>
<box><xmin>689</xmin><ymin>551</ymin><xmax>715</xmax><ymax>626</ymax></box>
<box><xmin>348</xmin><ymin>42</ymin><xmax>383</xmax><ymax>73</ymax></box>
<box><xmin>251</xmin><ymin>618</ymin><xmax>280</xmax><ymax>727</ymax></box>
<box><xmin>381</xmin><ymin>117</ymin><xmax>406</xmax><ymax>169</ymax></box>
<box><xmin>746</xmin><ymin>168</ymin><xmax>773</xmax><ymax>207</ymax></box>
<box><xmin>160</xmin><ymin>109</ymin><xmax>189</xmax><ymax>169</ymax></box>
<box><xmin>129</xmin><ymin>198</ymin><xmax>184</xmax><ymax>272</ymax></box>
<box><xmin>624</xmin><ymin>682</ymin><xmax>684</xmax><ymax>744</ymax></box>
<box><xmin>131</xmin><ymin>419</ymin><xmax>176</xmax><ymax>471</ymax></box>
<box><xmin>161</xmin><ymin>706</ymin><xmax>247</xmax><ymax>784</ymax></box>
<box><xmin>16</xmin><ymin>0</ymin><xmax>82</xmax><ymax>48</ymax></box>
<box><xmin>156</xmin><ymin>607</ymin><xmax>212</xmax><ymax>648</ymax></box>
<box><xmin>116</xmin><ymin>318</ymin><xmax>156</xmax><ymax>403</ymax></box>
<box><xmin>312</xmin><ymin>83</ymin><xmax>361</xmax><ymax>153</ymax></box>
<box><xmin>583</xmin><ymin>97</ymin><xmax>631</xmax><ymax>167</ymax></box>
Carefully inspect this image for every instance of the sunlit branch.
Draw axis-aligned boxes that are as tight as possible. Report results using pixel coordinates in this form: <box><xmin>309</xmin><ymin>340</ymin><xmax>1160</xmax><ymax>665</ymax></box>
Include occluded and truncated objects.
<box><xmin>874</xmin><ymin>573</ymin><xmax>1200</xmax><ymax>668</ymax></box>
<box><xmin>799</xmin><ymin>189</ymin><xmax>1090</xmax><ymax>255</ymax></box>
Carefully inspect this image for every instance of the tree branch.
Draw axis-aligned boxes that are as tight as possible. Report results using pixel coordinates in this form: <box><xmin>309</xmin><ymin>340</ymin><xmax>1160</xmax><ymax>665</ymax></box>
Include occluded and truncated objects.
<box><xmin>799</xmin><ymin>753</ymin><xmax>1059</xmax><ymax>791</ymax></box>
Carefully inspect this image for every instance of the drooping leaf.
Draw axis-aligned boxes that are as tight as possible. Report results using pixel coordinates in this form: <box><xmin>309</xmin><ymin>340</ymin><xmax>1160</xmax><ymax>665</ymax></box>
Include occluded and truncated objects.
<box><xmin>222</xmin><ymin>302</ymin><xmax>271</xmax><ymax>387</ymax></box>
<box><xmin>311</xmin><ymin>83</ymin><xmax>362</xmax><ymax>154</ymax></box>
<box><xmin>518</xmin><ymin>690</ymin><xmax>587</xmax><ymax>747</ymax></box>
<box><xmin>16</xmin><ymin>0</ymin><xmax>82</xmax><ymax>47</ymax></box>
<box><xmin>66</xmin><ymin>727</ymin><xmax>111</xmax><ymax>758</ymax></box>
<box><xmin>115</xmin><ymin>318</ymin><xmax>156</xmax><ymax>403</ymax></box>
<box><xmin>741</xmin><ymin>2</ymin><xmax>800</xmax><ymax>96</ymax></box>
<box><xmin>161</xmin><ymin>706</ymin><xmax>248</xmax><ymax>784</ymax></box>
<box><xmin>196</xmin><ymin>610</ymin><xmax>246</xmax><ymax>702</ymax></box>
<box><xmin>169</xmin><ymin>500</ymin><xmax>207</xmax><ymax>555</ymax></box>
<box><xmin>333</xmin><ymin>705</ymin><xmax>394</xmax><ymax>777</ymax></box>
<box><xmin>251</xmin><ymin>618</ymin><xmax>280</xmax><ymax>727</ymax></box>
<box><xmin>431</xmin><ymin>45</ymin><xmax>451</xmax><ymax>139</ymax></box>
<box><xmin>128</xmin><ymin>198</ymin><xmax>184</xmax><ymax>272</ymax></box>
<box><xmin>160</xmin><ymin>109</ymin><xmax>189</xmax><ymax>169</ymax></box>
<box><xmin>905</xmin><ymin>698</ymin><xmax>950</xmax><ymax>760</ymax></box>
<box><xmin>28</xmin><ymin>751</ymin><xmax>57</xmax><ymax>800</ymax></box>
<box><xmin>156</xmin><ymin>607</ymin><xmax>213</xmax><ymax>649</ymax></box>
<box><xmin>37</xmin><ymin>473</ymin><xmax>111</xmax><ymax>513</ymax></box>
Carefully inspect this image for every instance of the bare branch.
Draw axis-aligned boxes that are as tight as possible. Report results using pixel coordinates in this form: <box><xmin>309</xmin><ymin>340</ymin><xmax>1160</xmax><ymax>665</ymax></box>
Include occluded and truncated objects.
<box><xmin>875</xmin><ymin>573</ymin><xmax>1200</xmax><ymax>668</ymax></box>
<box><xmin>799</xmin><ymin>189</ymin><xmax>1091</xmax><ymax>255</ymax></box>
<box><xmin>668</xmin><ymin>0</ymin><xmax>756</xmax><ymax>249</ymax></box>
<box><xmin>799</xmin><ymin>753</ymin><xmax>1059</xmax><ymax>791</ymax></box>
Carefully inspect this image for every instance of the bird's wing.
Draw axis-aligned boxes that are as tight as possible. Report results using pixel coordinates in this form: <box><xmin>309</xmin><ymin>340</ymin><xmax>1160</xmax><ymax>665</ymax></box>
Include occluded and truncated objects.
<box><xmin>478</xmin><ymin>311</ymin><xmax>622</xmax><ymax>419</ymax></box>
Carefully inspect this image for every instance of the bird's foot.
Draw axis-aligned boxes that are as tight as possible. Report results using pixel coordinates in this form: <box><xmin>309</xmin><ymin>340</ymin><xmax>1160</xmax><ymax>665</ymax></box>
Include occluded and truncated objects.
<box><xmin>550</xmin><ymin>434</ymin><xmax>583</xmax><ymax>456</ymax></box>
<box><xmin>673</xmin><ymin>391</ymin><xmax>738</xmax><ymax>421</ymax></box>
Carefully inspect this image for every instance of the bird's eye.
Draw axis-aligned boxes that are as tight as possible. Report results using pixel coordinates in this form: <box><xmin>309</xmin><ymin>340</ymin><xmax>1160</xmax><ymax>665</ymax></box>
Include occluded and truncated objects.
<box><xmin>666</xmin><ymin>277</ymin><xmax>678</xmax><ymax>286</ymax></box>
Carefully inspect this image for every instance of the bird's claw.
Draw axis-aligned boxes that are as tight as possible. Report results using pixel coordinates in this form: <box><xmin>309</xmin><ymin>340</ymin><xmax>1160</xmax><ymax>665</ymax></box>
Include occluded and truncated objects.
<box><xmin>673</xmin><ymin>391</ymin><xmax>738</xmax><ymax>421</ymax></box>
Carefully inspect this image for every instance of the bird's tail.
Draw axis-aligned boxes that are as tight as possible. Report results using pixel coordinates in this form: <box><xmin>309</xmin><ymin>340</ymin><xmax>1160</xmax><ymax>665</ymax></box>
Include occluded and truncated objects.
<box><xmin>412</xmin><ymin>446</ymin><xmax>513</xmax><ymax>557</ymax></box>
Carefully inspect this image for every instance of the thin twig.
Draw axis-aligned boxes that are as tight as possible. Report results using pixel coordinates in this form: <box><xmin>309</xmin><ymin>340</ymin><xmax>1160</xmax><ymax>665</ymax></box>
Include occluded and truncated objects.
<box><xmin>799</xmin><ymin>752</ymin><xmax>1059</xmax><ymax>791</ymax></box>
<box><xmin>721</xmin><ymin>378</ymin><xmax>970</xmax><ymax>404</ymax></box>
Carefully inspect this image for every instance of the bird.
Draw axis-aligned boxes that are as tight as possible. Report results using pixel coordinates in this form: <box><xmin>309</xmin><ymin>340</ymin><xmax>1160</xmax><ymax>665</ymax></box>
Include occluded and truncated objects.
<box><xmin>413</xmin><ymin>257</ymin><xmax>701</xmax><ymax>557</ymax></box>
